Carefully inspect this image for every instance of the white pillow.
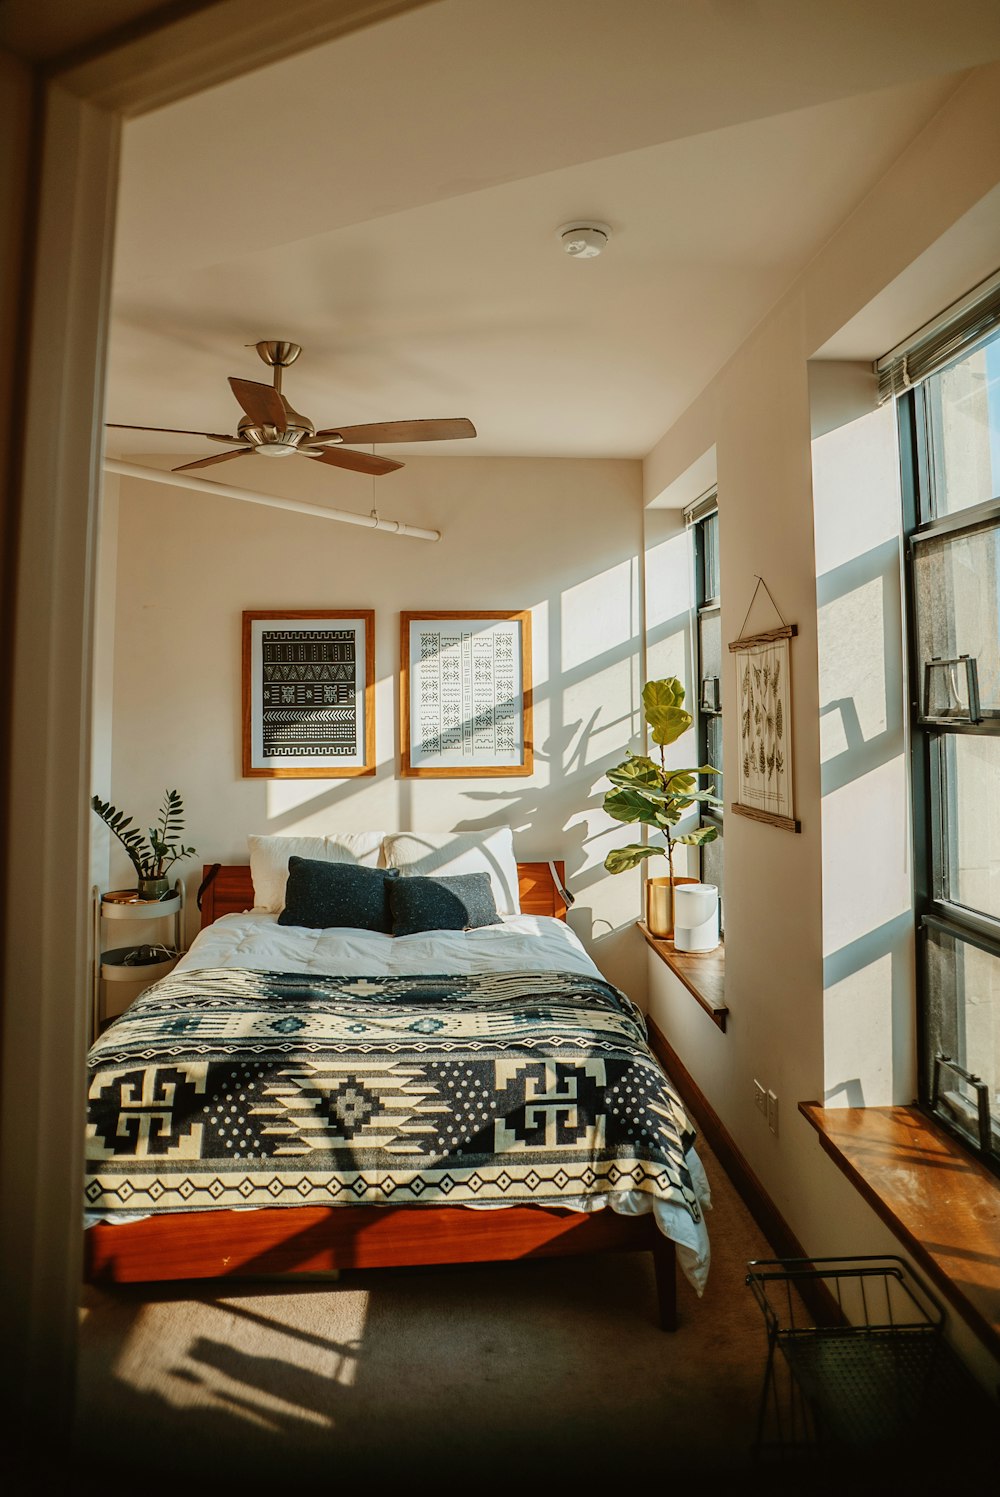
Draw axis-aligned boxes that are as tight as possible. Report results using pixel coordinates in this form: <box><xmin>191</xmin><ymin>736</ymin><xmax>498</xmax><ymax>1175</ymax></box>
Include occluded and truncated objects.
<box><xmin>248</xmin><ymin>832</ymin><xmax>385</xmax><ymax>912</ymax></box>
<box><xmin>381</xmin><ymin>829</ymin><xmax>521</xmax><ymax>915</ymax></box>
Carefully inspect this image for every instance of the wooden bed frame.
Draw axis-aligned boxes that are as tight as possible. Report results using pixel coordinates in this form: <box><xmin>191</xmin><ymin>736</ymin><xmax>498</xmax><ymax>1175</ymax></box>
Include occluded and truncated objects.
<box><xmin>84</xmin><ymin>860</ymin><xmax>678</xmax><ymax>1329</ymax></box>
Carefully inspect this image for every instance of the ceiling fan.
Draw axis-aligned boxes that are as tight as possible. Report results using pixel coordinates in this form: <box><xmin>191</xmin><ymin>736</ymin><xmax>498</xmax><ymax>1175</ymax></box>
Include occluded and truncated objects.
<box><xmin>106</xmin><ymin>340</ymin><xmax>477</xmax><ymax>476</ymax></box>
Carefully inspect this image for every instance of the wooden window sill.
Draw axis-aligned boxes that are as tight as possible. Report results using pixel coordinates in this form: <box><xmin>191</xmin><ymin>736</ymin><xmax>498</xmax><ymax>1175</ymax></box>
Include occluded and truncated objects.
<box><xmin>800</xmin><ymin>1101</ymin><xmax>1000</xmax><ymax>1361</ymax></box>
<box><xmin>637</xmin><ymin>920</ymin><xmax>727</xmax><ymax>1031</ymax></box>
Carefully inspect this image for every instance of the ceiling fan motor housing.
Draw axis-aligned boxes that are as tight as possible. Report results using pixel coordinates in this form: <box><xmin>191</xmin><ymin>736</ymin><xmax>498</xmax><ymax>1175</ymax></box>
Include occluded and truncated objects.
<box><xmin>237</xmin><ymin>417</ymin><xmax>312</xmax><ymax>455</ymax></box>
<box><xmin>254</xmin><ymin>340</ymin><xmax>302</xmax><ymax>368</ymax></box>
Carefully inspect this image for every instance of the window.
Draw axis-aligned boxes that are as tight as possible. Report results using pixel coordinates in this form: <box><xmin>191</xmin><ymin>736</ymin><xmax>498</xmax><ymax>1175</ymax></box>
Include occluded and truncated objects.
<box><xmin>689</xmin><ymin>491</ymin><xmax>724</xmax><ymax>923</ymax></box>
<box><xmin>895</xmin><ymin>295</ymin><xmax>1000</xmax><ymax>1173</ymax></box>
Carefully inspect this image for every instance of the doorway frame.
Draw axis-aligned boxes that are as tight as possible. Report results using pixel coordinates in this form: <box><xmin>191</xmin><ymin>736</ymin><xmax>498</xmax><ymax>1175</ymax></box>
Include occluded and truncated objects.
<box><xmin>0</xmin><ymin>0</ymin><xmax>428</xmax><ymax>1452</ymax></box>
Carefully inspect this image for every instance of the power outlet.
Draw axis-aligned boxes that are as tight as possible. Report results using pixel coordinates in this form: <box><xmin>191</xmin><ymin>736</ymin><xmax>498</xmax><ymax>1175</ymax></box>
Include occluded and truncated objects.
<box><xmin>753</xmin><ymin>1079</ymin><xmax>767</xmax><ymax>1116</ymax></box>
<box><xmin>767</xmin><ymin>1089</ymin><xmax>779</xmax><ymax>1135</ymax></box>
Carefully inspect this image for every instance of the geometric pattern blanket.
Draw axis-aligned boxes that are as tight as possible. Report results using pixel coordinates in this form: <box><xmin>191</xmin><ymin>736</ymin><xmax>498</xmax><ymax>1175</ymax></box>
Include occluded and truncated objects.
<box><xmin>85</xmin><ymin>966</ymin><xmax>704</xmax><ymax>1226</ymax></box>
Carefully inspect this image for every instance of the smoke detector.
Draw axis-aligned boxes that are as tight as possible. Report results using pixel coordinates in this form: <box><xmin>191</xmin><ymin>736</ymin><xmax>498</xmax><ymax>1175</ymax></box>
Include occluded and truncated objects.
<box><xmin>557</xmin><ymin>221</ymin><xmax>611</xmax><ymax>258</ymax></box>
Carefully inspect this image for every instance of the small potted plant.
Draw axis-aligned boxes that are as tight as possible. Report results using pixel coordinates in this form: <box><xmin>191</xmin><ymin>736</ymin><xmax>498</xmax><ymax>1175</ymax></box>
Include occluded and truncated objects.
<box><xmin>603</xmin><ymin>678</ymin><xmax>721</xmax><ymax>937</ymax></box>
<box><xmin>91</xmin><ymin>788</ymin><xmax>197</xmax><ymax>899</ymax></box>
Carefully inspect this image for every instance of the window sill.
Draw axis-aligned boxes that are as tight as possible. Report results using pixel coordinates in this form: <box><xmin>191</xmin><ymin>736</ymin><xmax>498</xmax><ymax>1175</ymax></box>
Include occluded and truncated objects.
<box><xmin>800</xmin><ymin>1101</ymin><xmax>1000</xmax><ymax>1361</ymax></box>
<box><xmin>637</xmin><ymin>920</ymin><xmax>727</xmax><ymax>1031</ymax></box>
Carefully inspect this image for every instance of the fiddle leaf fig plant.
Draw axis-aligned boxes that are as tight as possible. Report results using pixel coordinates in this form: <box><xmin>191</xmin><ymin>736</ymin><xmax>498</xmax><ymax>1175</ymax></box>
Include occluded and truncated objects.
<box><xmin>91</xmin><ymin>788</ymin><xmax>196</xmax><ymax>891</ymax></box>
<box><xmin>603</xmin><ymin>677</ymin><xmax>721</xmax><ymax>883</ymax></box>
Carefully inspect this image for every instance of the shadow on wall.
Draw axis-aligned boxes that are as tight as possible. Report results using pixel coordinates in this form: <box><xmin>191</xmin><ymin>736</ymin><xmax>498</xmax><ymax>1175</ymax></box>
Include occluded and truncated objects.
<box><xmin>815</xmin><ymin>400</ymin><xmax>915</xmax><ymax>1108</ymax></box>
<box><xmin>817</xmin><ymin>536</ymin><xmax>904</xmax><ymax>798</ymax></box>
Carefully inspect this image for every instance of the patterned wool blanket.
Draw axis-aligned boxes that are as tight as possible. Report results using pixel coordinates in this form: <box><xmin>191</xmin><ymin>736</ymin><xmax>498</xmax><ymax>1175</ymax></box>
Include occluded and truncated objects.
<box><xmin>85</xmin><ymin>967</ymin><xmax>704</xmax><ymax>1224</ymax></box>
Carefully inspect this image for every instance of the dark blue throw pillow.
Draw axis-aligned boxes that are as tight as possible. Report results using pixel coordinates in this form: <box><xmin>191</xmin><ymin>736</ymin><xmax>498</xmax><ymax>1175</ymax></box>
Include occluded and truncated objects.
<box><xmin>388</xmin><ymin>871</ymin><xmax>501</xmax><ymax>937</ymax></box>
<box><xmin>277</xmin><ymin>856</ymin><xmax>399</xmax><ymax>933</ymax></box>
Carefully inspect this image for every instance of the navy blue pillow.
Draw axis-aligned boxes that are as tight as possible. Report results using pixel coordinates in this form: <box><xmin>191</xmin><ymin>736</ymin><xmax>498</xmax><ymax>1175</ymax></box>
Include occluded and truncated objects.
<box><xmin>277</xmin><ymin>856</ymin><xmax>399</xmax><ymax>933</ymax></box>
<box><xmin>389</xmin><ymin>872</ymin><xmax>501</xmax><ymax>937</ymax></box>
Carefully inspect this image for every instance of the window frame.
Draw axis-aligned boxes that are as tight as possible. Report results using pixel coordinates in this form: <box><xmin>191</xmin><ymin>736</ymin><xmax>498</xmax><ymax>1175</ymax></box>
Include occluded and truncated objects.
<box><xmin>691</xmin><ymin>497</ymin><xmax>724</xmax><ymax>919</ymax></box>
<box><xmin>694</xmin><ymin>506</ymin><xmax>722</xmax><ymax>790</ymax></box>
<box><xmin>899</xmin><ymin>372</ymin><xmax>1000</xmax><ymax>1175</ymax></box>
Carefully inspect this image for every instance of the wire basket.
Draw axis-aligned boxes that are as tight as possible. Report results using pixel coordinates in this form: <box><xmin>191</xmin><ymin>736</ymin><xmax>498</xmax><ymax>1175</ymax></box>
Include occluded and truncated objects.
<box><xmin>745</xmin><ymin>1255</ymin><xmax>965</xmax><ymax>1459</ymax></box>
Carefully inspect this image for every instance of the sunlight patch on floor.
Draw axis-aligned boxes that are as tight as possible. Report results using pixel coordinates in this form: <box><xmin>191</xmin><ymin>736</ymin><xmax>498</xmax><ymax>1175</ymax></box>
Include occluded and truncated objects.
<box><xmin>107</xmin><ymin>1285</ymin><xmax>370</xmax><ymax>1427</ymax></box>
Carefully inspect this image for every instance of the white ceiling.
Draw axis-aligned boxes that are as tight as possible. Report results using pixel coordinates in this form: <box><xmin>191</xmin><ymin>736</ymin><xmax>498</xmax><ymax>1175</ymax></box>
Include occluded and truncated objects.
<box><xmin>105</xmin><ymin>0</ymin><xmax>1000</xmax><ymax>464</ymax></box>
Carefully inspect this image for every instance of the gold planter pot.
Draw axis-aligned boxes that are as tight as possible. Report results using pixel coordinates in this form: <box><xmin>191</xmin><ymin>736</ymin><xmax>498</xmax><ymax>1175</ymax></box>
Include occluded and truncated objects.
<box><xmin>645</xmin><ymin>875</ymin><xmax>699</xmax><ymax>939</ymax></box>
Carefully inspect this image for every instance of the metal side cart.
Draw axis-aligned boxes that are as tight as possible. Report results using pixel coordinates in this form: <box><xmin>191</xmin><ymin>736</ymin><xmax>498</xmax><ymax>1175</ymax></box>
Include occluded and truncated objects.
<box><xmin>91</xmin><ymin>880</ymin><xmax>185</xmax><ymax>1039</ymax></box>
<box><xmin>746</xmin><ymin>1255</ymin><xmax>984</xmax><ymax>1462</ymax></box>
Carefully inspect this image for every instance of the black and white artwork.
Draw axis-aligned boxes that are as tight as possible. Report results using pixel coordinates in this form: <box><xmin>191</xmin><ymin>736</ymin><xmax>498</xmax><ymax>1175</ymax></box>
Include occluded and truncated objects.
<box><xmin>242</xmin><ymin>611</ymin><xmax>375</xmax><ymax>778</ymax></box>
<box><xmin>400</xmin><ymin>611</ymin><xmax>533</xmax><ymax>777</ymax></box>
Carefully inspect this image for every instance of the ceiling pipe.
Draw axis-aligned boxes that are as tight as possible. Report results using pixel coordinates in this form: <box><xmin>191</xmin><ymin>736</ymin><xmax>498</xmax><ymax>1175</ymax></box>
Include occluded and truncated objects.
<box><xmin>102</xmin><ymin>458</ymin><xmax>441</xmax><ymax>541</ymax></box>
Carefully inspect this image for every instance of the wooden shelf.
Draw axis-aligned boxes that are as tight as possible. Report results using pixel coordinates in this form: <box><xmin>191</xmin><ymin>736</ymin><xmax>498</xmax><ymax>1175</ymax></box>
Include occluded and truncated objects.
<box><xmin>800</xmin><ymin>1101</ymin><xmax>1000</xmax><ymax>1360</ymax></box>
<box><xmin>637</xmin><ymin>921</ymin><xmax>727</xmax><ymax>1031</ymax></box>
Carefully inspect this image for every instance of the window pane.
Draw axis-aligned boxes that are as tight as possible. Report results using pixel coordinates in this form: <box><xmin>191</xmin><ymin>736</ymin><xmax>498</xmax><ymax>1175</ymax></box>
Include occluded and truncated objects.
<box><xmin>699</xmin><ymin>606</ymin><xmax>721</xmax><ymax>685</ymax></box>
<box><xmin>925</xmin><ymin>332</ymin><xmax>1000</xmax><ymax>518</ymax></box>
<box><xmin>912</xmin><ymin>517</ymin><xmax>1000</xmax><ymax>717</ymax></box>
<box><xmin>699</xmin><ymin>512</ymin><xmax>719</xmax><ymax>602</ymax></box>
<box><xmin>941</xmin><ymin>735</ymin><xmax>1000</xmax><ymax>920</ymax></box>
<box><xmin>705</xmin><ymin>712</ymin><xmax>723</xmax><ymax>778</ymax></box>
<box><xmin>924</xmin><ymin>926</ymin><xmax>1000</xmax><ymax>1158</ymax></box>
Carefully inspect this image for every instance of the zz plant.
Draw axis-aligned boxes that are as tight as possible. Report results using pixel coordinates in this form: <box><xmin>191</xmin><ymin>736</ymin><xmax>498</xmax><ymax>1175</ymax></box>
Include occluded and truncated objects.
<box><xmin>603</xmin><ymin>678</ymin><xmax>721</xmax><ymax>884</ymax></box>
<box><xmin>91</xmin><ymin>788</ymin><xmax>196</xmax><ymax>895</ymax></box>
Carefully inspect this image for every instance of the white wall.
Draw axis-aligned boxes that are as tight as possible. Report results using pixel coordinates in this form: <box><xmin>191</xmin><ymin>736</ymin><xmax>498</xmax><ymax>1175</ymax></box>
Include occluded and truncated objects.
<box><xmin>811</xmin><ymin>376</ymin><xmax>915</xmax><ymax>1109</ymax></box>
<box><xmin>643</xmin><ymin>64</ymin><xmax>1000</xmax><ymax>1390</ymax></box>
<box><xmin>101</xmin><ymin>453</ymin><xmax>647</xmax><ymax>998</ymax></box>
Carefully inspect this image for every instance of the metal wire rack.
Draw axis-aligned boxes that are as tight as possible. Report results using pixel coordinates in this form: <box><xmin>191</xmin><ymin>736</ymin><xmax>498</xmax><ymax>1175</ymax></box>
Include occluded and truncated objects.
<box><xmin>745</xmin><ymin>1254</ymin><xmax>974</xmax><ymax>1459</ymax></box>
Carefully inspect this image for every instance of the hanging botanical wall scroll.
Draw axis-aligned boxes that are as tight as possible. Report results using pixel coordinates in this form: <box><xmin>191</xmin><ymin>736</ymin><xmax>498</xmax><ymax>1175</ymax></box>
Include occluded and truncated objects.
<box><xmin>728</xmin><ymin>578</ymin><xmax>800</xmax><ymax>832</ymax></box>
<box><xmin>242</xmin><ymin>609</ymin><xmax>375</xmax><ymax>778</ymax></box>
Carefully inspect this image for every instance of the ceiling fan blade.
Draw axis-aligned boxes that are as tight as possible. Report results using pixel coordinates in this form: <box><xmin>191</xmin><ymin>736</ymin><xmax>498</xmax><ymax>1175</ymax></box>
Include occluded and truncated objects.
<box><xmin>228</xmin><ymin>377</ymin><xmax>288</xmax><ymax>427</ymax></box>
<box><xmin>311</xmin><ymin>418</ymin><xmax>476</xmax><ymax>445</ymax></box>
<box><xmin>306</xmin><ymin>448</ymin><xmax>404</xmax><ymax>476</ymax></box>
<box><xmin>171</xmin><ymin>448</ymin><xmax>253</xmax><ymax>473</ymax></box>
<box><xmin>106</xmin><ymin>423</ymin><xmax>243</xmax><ymax>443</ymax></box>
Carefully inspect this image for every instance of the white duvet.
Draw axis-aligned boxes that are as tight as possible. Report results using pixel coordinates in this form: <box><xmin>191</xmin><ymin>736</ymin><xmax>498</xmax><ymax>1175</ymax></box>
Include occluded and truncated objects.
<box><xmin>163</xmin><ymin>910</ymin><xmax>713</xmax><ymax>1292</ymax></box>
<box><xmin>176</xmin><ymin>909</ymin><xmax>604</xmax><ymax>982</ymax></box>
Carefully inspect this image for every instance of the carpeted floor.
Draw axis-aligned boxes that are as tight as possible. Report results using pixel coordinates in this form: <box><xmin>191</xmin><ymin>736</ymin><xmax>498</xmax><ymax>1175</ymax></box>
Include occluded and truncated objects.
<box><xmin>59</xmin><ymin>1136</ymin><xmax>987</xmax><ymax>1495</ymax></box>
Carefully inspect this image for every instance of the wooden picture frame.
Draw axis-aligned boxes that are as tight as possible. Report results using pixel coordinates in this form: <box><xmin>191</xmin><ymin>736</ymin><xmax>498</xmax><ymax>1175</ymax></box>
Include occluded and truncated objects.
<box><xmin>242</xmin><ymin>609</ymin><xmax>375</xmax><ymax>778</ymax></box>
<box><xmin>728</xmin><ymin>624</ymin><xmax>800</xmax><ymax>832</ymax></box>
<box><xmin>399</xmin><ymin>609</ymin><xmax>533</xmax><ymax>778</ymax></box>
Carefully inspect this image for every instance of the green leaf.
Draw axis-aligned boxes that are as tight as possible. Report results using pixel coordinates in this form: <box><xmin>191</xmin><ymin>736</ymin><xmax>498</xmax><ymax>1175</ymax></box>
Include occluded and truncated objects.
<box><xmin>642</xmin><ymin>678</ymin><xmax>685</xmax><ymax>714</ymax></box>
<box><xmin>604</xmin><ymin>844</ymin><xmax>666</xmax><ymax>874</ymax></box>
<box><xmin>674</xmin><ymin>826</ymin><xmax>720</xmax><ymax>846</ymax></box>
<box><xmin>648</xmin><ymin>705</ymin><xmax>692</xmax><ymax>748</ymax></box>
<box><xmin>603</xmin><ymin>787</ymin><xmax>664</xmax><ymax>825</ymax></box>
<box><xmin>642</xmin><ymin>678</ymin><xmax>693</xmax><ymax>748</ymax></box>
<box><xmin>606</xmin><ymin>755</ymin><xmax>663</xmax><ymax>790</ymax></box>
<box><xmin>682</xmin><ymin>789</ymin><xmax>724</xmax><ymax>806</ymax></box>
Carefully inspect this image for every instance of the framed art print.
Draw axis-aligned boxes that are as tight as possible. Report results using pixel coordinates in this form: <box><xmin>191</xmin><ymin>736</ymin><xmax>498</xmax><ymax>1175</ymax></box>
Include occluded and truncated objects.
<box><xmin>728</xmin><ymin>625</ymin><xmax>800</xmax><ymax>832</ymax></box>
<box><xmin>242</xmin><ymin>610</ymin><xmax>375</xmax><ymax>778</ymax></box>
<box><xmin>400</xmin><ymin>610</ymin><xmax>533</xmax><ymax>777</ymax></box>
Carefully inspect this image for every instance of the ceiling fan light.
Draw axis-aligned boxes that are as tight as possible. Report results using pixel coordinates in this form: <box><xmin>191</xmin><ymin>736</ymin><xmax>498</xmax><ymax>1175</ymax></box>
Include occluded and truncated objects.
<box><xmin>255</xmin><ymin>441</ymin><xmax>299</xmax><ymax>458</ymax></box>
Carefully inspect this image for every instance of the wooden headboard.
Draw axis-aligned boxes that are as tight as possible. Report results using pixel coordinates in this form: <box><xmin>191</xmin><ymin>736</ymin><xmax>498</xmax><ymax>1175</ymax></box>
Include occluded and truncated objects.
<box><xmin>198</xmin><ymin>860</ymin><xmax>568</xmax><ymax>928</ymax></box>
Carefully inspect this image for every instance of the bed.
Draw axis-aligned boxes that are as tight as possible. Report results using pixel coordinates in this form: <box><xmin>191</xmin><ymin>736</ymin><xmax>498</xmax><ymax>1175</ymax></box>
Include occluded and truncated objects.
<box><xmin>84</xmin><ymin>843</ymin><xmax>711</xmax><ymax>1330</ymax></box>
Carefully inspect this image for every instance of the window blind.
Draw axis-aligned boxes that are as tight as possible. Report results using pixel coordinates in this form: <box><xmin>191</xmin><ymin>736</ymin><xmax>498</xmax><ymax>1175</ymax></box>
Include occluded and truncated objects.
<box><xmin>683</xmin><ymin>487</ymin><xmax>718</xmax><ymax>526</ymax></box>
<box><xmin>875</xmin><ymin>266</ymin><xmax>1000</xmax><ymax>404</ymax></box>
